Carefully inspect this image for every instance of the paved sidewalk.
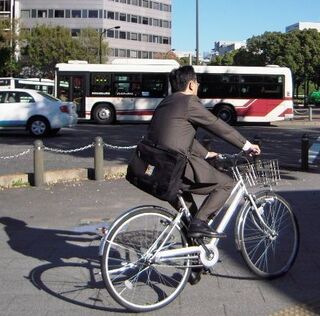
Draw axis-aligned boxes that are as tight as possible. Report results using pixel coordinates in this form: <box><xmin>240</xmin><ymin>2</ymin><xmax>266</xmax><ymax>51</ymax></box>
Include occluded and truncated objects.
<box><xmin>0</xmin><ymin>169</ymin><xmax>320</xmax><ymax>315</ymax></box>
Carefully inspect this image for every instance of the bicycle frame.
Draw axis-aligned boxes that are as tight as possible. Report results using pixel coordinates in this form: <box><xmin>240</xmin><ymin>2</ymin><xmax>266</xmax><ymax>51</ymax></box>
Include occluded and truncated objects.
<box><xmin>153</xmin><ymin>178</ymin><xmax>275</xmax><ymax>268</ymax></box>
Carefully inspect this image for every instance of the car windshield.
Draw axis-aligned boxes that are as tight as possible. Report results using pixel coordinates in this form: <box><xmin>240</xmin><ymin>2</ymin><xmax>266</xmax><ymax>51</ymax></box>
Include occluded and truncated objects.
<box><xmin>38</xmin><ymin>91</ymin><xmax>60</xmax><ymax>102</ymax></box>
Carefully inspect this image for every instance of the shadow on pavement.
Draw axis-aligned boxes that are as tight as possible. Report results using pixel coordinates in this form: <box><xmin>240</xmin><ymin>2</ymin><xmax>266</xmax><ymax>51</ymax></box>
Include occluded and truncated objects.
<box><xmin>1</xmin><ymin>187</ymin><xmax>320</xmax><ymax>314</ymax></box>
<box><xmin>0</xmin><ymin>217</ymin><xmax>127</xmax><ymax>313</ymax></box>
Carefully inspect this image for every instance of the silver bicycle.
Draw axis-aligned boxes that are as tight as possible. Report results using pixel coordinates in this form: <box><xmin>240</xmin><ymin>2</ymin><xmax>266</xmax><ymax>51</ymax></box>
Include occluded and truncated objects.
<box><xmin>99</xmin><ymin>153</ymin><xmax>299</xmax><ymax>312</ymax></box>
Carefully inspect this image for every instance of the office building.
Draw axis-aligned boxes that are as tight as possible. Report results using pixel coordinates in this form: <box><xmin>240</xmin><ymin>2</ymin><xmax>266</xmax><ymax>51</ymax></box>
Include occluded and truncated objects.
<box><xmin>286</xmin><ymin>22</ymin><xmax>320</xmax><ymax>33</ymax></box>
<box><xmin>8</xmin><ymin>0</ymin><xmax>172</xmax><ymax>61</ymax></box>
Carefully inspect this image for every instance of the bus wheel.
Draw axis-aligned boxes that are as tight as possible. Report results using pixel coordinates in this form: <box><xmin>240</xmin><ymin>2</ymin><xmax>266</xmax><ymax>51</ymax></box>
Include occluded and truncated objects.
<box><xmin>213</xmin><ymin>105</ymin><xmax>236</xmax><ymax>125</ymax></box>
<box><xmin>93</xmin><ymin>104</ymin><xmax>115</xmax><ymax>125</ymax></box>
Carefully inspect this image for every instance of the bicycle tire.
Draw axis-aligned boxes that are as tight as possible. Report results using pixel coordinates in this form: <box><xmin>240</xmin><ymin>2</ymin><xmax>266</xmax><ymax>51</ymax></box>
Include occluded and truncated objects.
<box><xmin>235</xmin><ymin>191</ymin><xmax>299</xmax><ymax>279</ymax></box>
<box><xmin>101</xmin><ymin>205</ymin><xmax>191</xmax><ymax>312</ymax></box>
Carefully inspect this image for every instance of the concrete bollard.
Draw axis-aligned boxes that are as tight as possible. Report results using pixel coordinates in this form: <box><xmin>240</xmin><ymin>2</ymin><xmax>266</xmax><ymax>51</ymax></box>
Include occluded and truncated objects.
<box><xmin>94</xmin><ymin>136</ymin><xmax>104</xmax><ymax>181</ymax></box>
<box><xmin>301</xmin><ymin>133</ymin><xmax>309</xmax><ymax>171</ymax></box>
<box><xmin>34</xmin><ymin>139</ymin><xmax>44</xmax><ymax>186</ymax></box>
<box><xmin>308</xmin><ymin>106</ymin><xmax>313</xmax><ymax>121</ymax></box>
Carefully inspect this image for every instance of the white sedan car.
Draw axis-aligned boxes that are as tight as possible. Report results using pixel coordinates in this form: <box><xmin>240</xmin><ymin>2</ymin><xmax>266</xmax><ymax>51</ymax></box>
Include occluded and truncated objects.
<box><xmin>0</xmin><ymin>88</ymin><xmax>78</xmax><ymax>136</ymax></box>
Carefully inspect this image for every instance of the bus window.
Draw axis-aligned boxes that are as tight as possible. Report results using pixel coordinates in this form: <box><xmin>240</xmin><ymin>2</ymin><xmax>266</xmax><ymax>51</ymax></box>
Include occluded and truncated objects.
<box><xmin>141</xmin><ymin>74</ymin><xmax>167</xmax><ymax>97</ymax></box>
<box><xmin>58</xmin><ymin>76</ymin><xmax>70</xmax><ymax>101</ymax></box>
<box><xmin>198</xmin><ymin>74</ymin><xmax>239</xmax><ymax>98</ymax></box>
<box><xmin>113</xmin><ymin>73</ymin><xmax>141</xmax><ymax>96</ymax></box>
<box><xmin>90</xmin><ymin>73</ymin><xmax>112</xmax><ymax>96</ymax></box>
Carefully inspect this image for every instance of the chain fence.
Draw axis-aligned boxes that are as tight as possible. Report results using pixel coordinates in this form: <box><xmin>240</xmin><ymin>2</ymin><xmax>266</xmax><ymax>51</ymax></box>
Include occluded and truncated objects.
<box><xmin>0</xmin><ymin>148</ymin><xmax>33</xmax><ymax>160</ymax></box>
<box><xmin>0</xmin><ymin>137</ymin><xmax>138</xmax><ymax>186</ymax></box>
<box><xmin>0</xmin><ymin>139</ymin><xmax>137</xmax><ymax>161</ymax></box>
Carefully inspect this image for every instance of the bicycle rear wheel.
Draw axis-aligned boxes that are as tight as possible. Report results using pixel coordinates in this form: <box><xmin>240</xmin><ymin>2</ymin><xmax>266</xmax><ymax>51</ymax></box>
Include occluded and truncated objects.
<box><xmin>236</xmin><ymin>191</ymin><xmax>299</xmax><ymax>278</ymax></box>
<box><xmin>101</xmin><ymin>205</ymin><xmax>191</xmax><ymax>312</ymax></box>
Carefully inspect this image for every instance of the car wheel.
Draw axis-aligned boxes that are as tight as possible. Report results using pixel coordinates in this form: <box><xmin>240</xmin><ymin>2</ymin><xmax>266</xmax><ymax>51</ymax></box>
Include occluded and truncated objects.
<box><xmin>28</xmin><ymin>117</ymin><xmax>50</xmax><ymax>136</ymax></box>
<box><xmin>213</xmin><ymin>105</ymin><xmax>237</xmax><ymax>125</ymax></box>
<box><xmin>93</xmin><ymin>104</ymin><xmax>115</xmax><ymax>125</ymax></box>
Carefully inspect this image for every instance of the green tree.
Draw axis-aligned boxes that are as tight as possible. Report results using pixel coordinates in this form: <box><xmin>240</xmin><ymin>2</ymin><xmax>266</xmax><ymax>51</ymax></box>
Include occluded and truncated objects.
<box><xmin>21</xmin><ymin>25</ymin><xmax>108</xmax><ymax>78</ymax></box>
<box><xmin>0</xmin><ymin>18</ymin><xmax>21</xmax><ymax>76</ymax></box>
<box><xmin>77</xmin><ymin>27</ymin><xmax>109</xmax><ymax>64</ymax></box>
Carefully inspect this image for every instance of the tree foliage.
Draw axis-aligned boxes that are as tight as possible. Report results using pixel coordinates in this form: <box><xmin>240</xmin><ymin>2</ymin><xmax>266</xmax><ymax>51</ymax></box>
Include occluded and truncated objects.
<box><xmin>0</xmin><ymin>18</ymin><xmax>20</xmax><ymax>76</ymax></box>
<box><xmin>20</xmin><ymin>25</ymin><xmax>108</xmax><ymax>78</ymax></box>
<box><xmin>210</xmin><ymin>29</ymin><xmax>320</xmax><ymax>95</ymax></box>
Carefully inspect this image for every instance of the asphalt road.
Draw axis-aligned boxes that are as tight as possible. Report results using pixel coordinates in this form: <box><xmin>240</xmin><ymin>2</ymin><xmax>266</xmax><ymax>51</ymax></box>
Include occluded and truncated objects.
<box><xmin>0</xmin><ymin>115</ymin><xmax>320</xmax><ymax>177</ymax></box>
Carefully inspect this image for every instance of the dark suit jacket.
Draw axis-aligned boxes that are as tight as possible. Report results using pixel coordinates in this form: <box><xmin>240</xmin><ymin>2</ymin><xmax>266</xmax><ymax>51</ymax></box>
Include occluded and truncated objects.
<box><xmin>147</xmin><ymin>92</ymin><xmax>247</xmax><ymax>184</ymax></box>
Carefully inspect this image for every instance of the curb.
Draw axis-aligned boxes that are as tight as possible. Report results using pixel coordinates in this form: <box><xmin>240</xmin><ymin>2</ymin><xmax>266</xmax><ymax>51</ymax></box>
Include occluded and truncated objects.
<box><xmin>0</xmin><ymin>164</ymin><xmax>128</xmax><ymax>189</ymax></box>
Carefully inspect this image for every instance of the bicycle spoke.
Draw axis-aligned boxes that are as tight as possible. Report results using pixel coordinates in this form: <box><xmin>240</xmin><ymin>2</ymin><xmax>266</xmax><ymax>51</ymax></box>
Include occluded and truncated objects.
<box><xmin>239</xmin><ymin>192</ymin><xmax>299</xmax><ymax>278</ymax></box>
<box><xmin>101</xmin><ymin>207</ymin><xmax>190</xmax><ymax>312</ymax></box>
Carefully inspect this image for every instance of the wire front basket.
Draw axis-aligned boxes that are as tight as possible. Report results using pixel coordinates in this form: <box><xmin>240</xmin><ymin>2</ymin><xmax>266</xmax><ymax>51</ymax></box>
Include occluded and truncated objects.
<box><xmin>232</xmin><ymin>159</ymin><xmax>281</xmax><ymax>187</ymax></box>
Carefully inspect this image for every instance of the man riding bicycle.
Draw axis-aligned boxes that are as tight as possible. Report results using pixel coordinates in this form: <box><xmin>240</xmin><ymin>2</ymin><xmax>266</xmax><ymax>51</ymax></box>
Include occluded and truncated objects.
<box><xmin>147</xmin><ymin>65</ymin><xmax>260</xmax><ymax>244</ymax></box>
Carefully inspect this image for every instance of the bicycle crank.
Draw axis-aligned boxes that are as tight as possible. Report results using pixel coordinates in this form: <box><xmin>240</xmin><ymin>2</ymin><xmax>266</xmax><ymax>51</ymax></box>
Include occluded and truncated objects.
<box><xmin>199</xmin><ymin>244</ymin><xmax>219</xmax><ymax>268</ymax></box>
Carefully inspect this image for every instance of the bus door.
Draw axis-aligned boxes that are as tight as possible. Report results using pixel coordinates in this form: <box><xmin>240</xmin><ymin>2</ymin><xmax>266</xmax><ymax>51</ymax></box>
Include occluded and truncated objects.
<box><xmin>57</xmin><ymin>74</ymin><xmax>86</xmax><ymax>117</ymax></box>
<box><xmin>71</xmin><ymin>75</ymin><xmax>86</xmax><ymax>117</ymax></box>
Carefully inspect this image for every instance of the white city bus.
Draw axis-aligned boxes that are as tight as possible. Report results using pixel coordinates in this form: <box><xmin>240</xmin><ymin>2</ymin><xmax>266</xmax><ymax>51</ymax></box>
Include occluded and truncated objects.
<box><xmin>54</xmin><ymin>60</ymin><xmax>293</xmax><ymax>125</ymax></box>
<box><xmin>0</xmin><ymin>77</ymin><xmax>54</xmax><ymax>95</ymax></box>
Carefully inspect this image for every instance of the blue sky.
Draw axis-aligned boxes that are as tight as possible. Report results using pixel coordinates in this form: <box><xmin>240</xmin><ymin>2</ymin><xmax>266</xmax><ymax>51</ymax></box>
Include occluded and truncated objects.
<box><xmin>172</xmin><ymin>0</ymin><xmax>320</xmax><ymax>54</ymax></box>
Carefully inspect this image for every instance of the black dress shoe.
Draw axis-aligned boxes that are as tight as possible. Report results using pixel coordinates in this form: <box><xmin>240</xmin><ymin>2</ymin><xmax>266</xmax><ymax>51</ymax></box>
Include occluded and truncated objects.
<box><xmin>188</xmin><ymin>218</ymin><xmax>226</xmax><ymax>238</ymax></box>
<box><xmin>188</xmin><ymin>267</ymin><xmax>203</xmax><ymax>285</ymax></box>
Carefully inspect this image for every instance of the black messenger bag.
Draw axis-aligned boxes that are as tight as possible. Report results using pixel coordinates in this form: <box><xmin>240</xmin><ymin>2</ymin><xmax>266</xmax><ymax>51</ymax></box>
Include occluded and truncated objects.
<box><xmin>126</xmin><ymin>139</ymin><xmax>188</xmax><ymax>202</ymax></box>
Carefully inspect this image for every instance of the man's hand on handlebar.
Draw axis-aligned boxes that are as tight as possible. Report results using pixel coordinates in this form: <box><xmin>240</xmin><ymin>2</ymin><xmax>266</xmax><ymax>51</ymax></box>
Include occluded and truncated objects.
<box><xmin>245</xmin><ymin>144</ymin><xmax>261</xmax><ymax>156</ymax></box>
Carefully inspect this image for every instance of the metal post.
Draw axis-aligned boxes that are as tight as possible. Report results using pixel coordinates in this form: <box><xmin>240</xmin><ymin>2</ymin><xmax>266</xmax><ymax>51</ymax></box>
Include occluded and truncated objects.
<box><xmin>94</xmin><ymin>136</ymin><xmax>104</xmax><ymax>180</ymax></box>
<box><xmin>195</xmin><ymin>0</ymin><xmax>199</xmax><ymax>65</ymax></box>
<box><xmin>34</xmin><ymin>140</ymin><xmax>44</xmax><ymax>186</ymax></box>
<box><xmin>308</xmin><ymin>106</ymin><xmax>313</xmax><ymax>121</ymax></box>
<box><xmin>301</xmin><ymin>133</ymin><xmax>309</xmax><ymax>171</ymax></box>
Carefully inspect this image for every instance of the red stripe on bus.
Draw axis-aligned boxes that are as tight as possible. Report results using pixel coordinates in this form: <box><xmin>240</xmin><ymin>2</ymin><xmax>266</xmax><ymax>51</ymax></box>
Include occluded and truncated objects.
<box><xmin>236</xmin><ymin>99</ymin><xmax>286</xmax><ymax>116</ymax></box>
<box><xmin>117</xmin><ymin>110</ymin><xmax>155</xmax><ymax>116</ymax></box>
<box><xmin>279</xmin><ymin>108</ymin><xmax>293</xmax><ymax>116</ymax></box>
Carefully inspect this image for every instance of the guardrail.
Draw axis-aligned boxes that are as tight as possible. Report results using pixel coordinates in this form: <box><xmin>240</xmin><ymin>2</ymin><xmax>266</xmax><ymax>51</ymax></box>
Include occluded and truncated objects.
<box><xmin>0</xmin><ymin>137</ymin><xmax>136</xmax><ymax>187</ymax></box>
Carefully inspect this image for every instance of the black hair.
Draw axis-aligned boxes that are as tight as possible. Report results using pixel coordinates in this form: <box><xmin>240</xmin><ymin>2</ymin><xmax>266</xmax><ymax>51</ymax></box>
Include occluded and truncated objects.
<box><xmin>169</xmin><ymin>65</ymin><xmax>197</xmax><ymax>92</ymax></box>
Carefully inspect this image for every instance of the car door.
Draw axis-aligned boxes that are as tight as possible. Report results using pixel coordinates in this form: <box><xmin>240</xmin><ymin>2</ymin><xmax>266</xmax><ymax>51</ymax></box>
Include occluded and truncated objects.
<box><xmin>0</xmin><ymin>91</ymin><xmax>33</xmax><ymax>127</ymax></box>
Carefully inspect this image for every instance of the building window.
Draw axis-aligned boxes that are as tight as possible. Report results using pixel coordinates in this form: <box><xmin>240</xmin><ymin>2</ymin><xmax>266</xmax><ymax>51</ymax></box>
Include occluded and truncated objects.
<box><xmin>141</xmin><ymin>51</ymin><xmax>148</xmax><ymax>59</ymax></box>
<box><xmin>131</xmin><ymin>15</ymin><xmax>138</xmax><ymax>23</ymax></box>
<box><xmin>153</xmin><ymin>2</ymin><xmax>160</xmax><ymax>10</ymax></box>
<box><xmin>31</xmin><ymin>9</ymin><xmax>36</xmax><ymax>18</ymax></box>
<box><xmin>82</xmin><ymin>10</ymin><xmax>88</xmax><ymax>18</ymax></box>
<box><xmin>65</xmin><ymin>10</ymin><xmax>70</xmax><ymax>18</ymax></box>
<box><xmin>163</xmin><ymin>37</ymin><xmax>169</xmax><ymax>44</ymax></box>
<box><xmin>37</xmin><ymin>10</ymin><xmax>47</xmax><ymax>18</ymax></box>
<box><xmin>120</xmin><ymin>0</ymin><xmax>126</xmax><ymax>3</ymax></box>
<box><xmin>141</xmin><ymin>34</ymin><xmax>148</xmax><ymax>42</ymax></box>
<box><xmin>162</xmin><ymin>20</ymin><xmax>169</xmax><ymax>28</ymax></box>
<box><xmin>153</xmin><ymin>35</ymin><xmax>159</xmax><ymax>43</ymax></box>
<box><xmin>21</xmin><ymin>10</ymin><xmax>30</xmax><ymax>18</ymax></box>
<box><xmin>88</xmin><ymin>10</ymin><xmax>98</xmax><ymax>18</ymax></box>
<box><xmin>142</xmin><ymin>0</ymin><xmax>148</xmax><ymax>7</ymax></box>
<box><xmin>131</xmin><ymin>33</ymin><xmax>138</xmax><ymax>40</ymax></box>
<box><xmin>119</xmin><ymin>49</ymin><xmax>126</xmax><ymax>57</ymax></box>
<box><xmin>152</xmin><ymin>19</ymin><xmax>160</xmax><ymax>27</ymax></box>
<box><xmin>72</xmin><ymin>10</ymin><xmax>81</xmax><ymax>18</ymax></box>
<box><xmin>71</xmin><ymin>29</ymin><xmax>80</xmax><ymax>37</ymax></box>
<box><xmin>142</xmin><ymin>16</ymin><xmax>148</xmax><ymax>25</ymax></box>
<box><xmin>162</xmin><ymin>4</ymin><xmax>170</xmax><ymax>12</ymax></box>
<box><xmin>107</xmin><ymin>11</ymin><xmax>114</xmax><ymax>19</ymax></box>
<box><xmin>131</xmin><ymin>0</ymin><xmax>138</xmax><ymax>5</ymax></box>
<box><xmin>48</xmin><ymin>9</ymin><xmax>53</xmax><ymax>18</ymax></box>
<box><xmin>119</xmin><ymin>31</ymin><xmax>126</xmax><ymax>39</ymax></box>
<box><xmin>54</xmin><ymin>10</ymin><xmax>65</xmax><ymax>18</ymax></box>
<box><xmin>119</xmin><ymin>13</ymin><xmax>126</xmax><ymax>21</ymax></box>
<box><xmin>107</xmin><ymin>29</ymin><xmax>115</xmax><ymax>38</ymax></box>
<box><xmin>130</xmin><ymin>50</ymin><xmax>138</xmax><ymax>58</ymax></box>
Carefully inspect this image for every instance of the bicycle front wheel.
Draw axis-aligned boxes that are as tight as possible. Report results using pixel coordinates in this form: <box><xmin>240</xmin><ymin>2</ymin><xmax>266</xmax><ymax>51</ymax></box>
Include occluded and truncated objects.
<box><xmin>236</xmin><ymin>191</ymin><xmax>299</xmax><ymax>279</ymax></box>
<box><xmin>101</xmin><ymin>205</ymin><xmax>191</xmax><ymax>312</ymax></box>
